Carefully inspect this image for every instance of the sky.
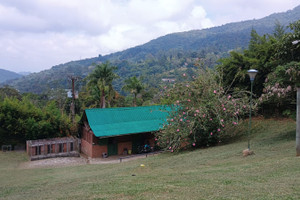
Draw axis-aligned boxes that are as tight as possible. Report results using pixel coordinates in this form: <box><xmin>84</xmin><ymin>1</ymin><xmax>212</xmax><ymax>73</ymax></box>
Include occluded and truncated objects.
<box><xmin>0</xmin><ymin>0</ymin><xmax>299</xmax><ymax>73</ymax></box>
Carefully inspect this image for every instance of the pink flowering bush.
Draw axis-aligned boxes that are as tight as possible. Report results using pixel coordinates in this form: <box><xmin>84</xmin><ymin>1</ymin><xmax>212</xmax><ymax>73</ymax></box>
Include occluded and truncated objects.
<box><xmin>259</xmin><ymin>62</ymin><xmax>299</xmax><ymax>117</ymax></box>
<box><xmin>157</xmin><ymin>68</ymin><xmax>253</xmax><ymax>152</ymax></box>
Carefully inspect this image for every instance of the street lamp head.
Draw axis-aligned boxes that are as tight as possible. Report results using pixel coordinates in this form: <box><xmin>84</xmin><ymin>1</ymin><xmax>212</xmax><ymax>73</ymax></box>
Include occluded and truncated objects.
<box><xmin>247</xmin><ymin>69</ymin><xmax>258</xmax><ymax>81</ymax></box>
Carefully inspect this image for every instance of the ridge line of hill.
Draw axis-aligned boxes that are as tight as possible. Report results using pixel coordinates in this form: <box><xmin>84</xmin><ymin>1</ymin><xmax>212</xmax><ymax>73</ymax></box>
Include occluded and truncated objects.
<box><xmin>2</xmin><ymin>5</ymin><xmax>300</xmax><ymax>94</ymax></box>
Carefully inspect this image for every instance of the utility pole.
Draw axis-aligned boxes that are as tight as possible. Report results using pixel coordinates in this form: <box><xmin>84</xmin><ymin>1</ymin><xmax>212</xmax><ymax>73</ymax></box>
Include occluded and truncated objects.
<box><xmin>69</xmin><ymin>76</ymin><xmax>79</xmax><ymax>124</ymax></box>
<box><xmin>292</xmin><ymin>40</ymin><xmax>299</xmax><ymax>156</ymax></box>
<box><xmin>296</xmin><ymin>87</ymin><xmax>300</xmax><ymax>156</ymax></box>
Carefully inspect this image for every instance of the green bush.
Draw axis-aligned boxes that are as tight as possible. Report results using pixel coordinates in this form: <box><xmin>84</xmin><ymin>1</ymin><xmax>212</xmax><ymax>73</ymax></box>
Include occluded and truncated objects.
<box><xmin>0</xmin><ymin>97</ymin><xmax>71</xmax><ymax>142</ymax></box>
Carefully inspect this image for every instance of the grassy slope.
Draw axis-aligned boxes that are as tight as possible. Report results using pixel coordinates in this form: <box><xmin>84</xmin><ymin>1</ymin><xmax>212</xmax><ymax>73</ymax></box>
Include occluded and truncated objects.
<box><xmin>0</xmin><ymin>118</ymin><xmax>299</xmax><ymax>200</ymax></box>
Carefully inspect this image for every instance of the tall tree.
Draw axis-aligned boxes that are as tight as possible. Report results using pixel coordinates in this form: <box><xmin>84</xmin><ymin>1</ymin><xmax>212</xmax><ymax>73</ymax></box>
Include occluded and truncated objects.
<box><xmin>275</xmin><ymin>20</ymin><xmax>300</xmax><ymax>63</ymax></box>
<box><xmin>0</xmin><ymin>86</ymin><xmax>22</xmax><ymax>100</ymax></box>
<box><xmin>86</xmin><ymin>62</ymin><xmax>119</xmax><ymax>108</ymax></box>
<box><xmin>273</xmin><ymin>20</ymin><xmax>286</xmax><ymax>40</ymax></box>
<box><xmin>217</xmin><ymin>28</ymin><xmax>278</xmax><ymax>96</ymax></box>
<box><xmin>122</xmin><ymin>76</ymin><xmax>144</xmax><ymax>107</ymax></box>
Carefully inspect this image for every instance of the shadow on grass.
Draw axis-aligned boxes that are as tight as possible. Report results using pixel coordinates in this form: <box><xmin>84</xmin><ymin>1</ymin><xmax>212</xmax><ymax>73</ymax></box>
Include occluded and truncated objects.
<box><xmin>272</xmin><ymin>130</ymin><xmax>295</xmax><ymax>141</ymax></box>
<box><xmin>254</xmin><ymin>127</ymin><xmax>295</xmax><ymax>147</ymax></box>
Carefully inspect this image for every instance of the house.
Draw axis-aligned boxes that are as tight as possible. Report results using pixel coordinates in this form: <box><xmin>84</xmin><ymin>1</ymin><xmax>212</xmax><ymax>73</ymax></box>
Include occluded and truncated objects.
<box><xmin>162</xmin><ymin>78</ymin><xmax>176</xmax><ymax>83</ymax></box>
<box><xmin>79</xmin><ymin>105</ymin><xmax>171</xmax><ymax>158</ymax></box>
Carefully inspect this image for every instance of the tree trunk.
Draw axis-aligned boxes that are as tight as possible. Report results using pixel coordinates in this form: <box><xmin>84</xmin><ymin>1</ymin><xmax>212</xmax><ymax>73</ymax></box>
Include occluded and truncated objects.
<box><xmin>133</xmin><ymin>93</ymin><xmax>137</xmax><ymax>107</ymax></box>
<box><xmin>101</xmin><ymin>89</ymin><xmax>106</xmax><ymax>108</ymax></box>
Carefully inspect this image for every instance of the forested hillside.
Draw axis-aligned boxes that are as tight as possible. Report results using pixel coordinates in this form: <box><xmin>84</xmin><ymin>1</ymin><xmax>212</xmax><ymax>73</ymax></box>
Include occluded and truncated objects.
<box><xmin>4</xmin><ymin>5</ymin><xmax>300</xmax><ymax>94</ymax></box>
<box><xmin>0</xmin><ymin>69</ymin><xmax>22</xmax><ymax>83</ymax></box>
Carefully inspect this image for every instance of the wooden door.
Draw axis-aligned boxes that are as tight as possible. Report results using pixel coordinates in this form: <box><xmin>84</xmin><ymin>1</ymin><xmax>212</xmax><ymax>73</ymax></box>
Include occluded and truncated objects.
<box><xmin>108</xmin><ymin>137</ymin><xmax>118</xmax><ymax>156</ymax></box>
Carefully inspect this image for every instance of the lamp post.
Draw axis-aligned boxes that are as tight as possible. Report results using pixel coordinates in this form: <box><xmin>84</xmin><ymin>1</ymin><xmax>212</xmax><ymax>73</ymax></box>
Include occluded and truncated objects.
<box><xmin>247</xmin><ymin>69</ymin><xmax>258</xmax><ymax>150</ymax></box>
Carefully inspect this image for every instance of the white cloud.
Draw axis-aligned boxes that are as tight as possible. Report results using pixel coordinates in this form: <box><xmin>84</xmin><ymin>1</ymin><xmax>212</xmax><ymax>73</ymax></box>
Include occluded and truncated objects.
<box><xmin>0</xmin><ymin>0</ymin><xmax>298</xmax><ymax>72</ymax></box>
<box><xmin>201</xmin><ymin>0</ymin><xmax>300</xmax><ymax>26</ymax></box>
<box><xmin>0</xmin><ymin>4</ymin><xmax>46</xmax><ymax>32</ymax></box>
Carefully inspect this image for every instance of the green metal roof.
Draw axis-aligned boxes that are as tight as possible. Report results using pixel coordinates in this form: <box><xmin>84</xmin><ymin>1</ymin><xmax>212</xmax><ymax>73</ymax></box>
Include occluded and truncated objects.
<box><xmin>84</xmin><ymin>105</ymin><xmax>171</xmax><ymax>138</ymax></box>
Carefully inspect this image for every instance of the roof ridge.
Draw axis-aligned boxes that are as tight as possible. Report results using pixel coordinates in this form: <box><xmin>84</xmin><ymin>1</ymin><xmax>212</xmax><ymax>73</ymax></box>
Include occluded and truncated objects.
<box><xmin>85</xmin><ymin>105</ymin><xmax>167</xmax><ymax>112</ymax></box>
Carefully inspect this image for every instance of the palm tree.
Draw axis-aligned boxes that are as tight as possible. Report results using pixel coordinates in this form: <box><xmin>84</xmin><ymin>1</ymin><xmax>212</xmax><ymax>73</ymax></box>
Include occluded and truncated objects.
<box><xmin>122</xmin><ymin>76</ymin><xmax>144</xmax><ymax>107</ymax></box>
<box><xmin>86</xmin><ymin>62</ymin><xmax>119</xmax><ymax>108</ymax></box>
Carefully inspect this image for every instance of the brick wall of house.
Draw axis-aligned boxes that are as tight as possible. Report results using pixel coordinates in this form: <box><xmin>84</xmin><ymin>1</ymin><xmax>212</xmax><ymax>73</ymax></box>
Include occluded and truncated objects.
<box><xmin>118</xmin><ymin>141</ymin><xmax>132</xmax><ymax>155</ymax></box>
<box><xmin>81</xmin><ymin>139</ymin><xmax>92</xmax><ymax>157</ymax></box>
<box><xmin>81</xmin><ymin>124</ymin><xmax>158</xmax><ymax>158</ymax></box>
<box><xmin>81</xmin><ymin>137</ymin><xmax>108</xmax><ymax>158</ymax></box>
<box><xmin>81</xmin><ymin>127</ymin><xmax>93</xmax><ymax>157</ymax></box>
<box><xmin>116</xmin><ymin>135</ymin><xmax>131</xmax><ymax>155</ymax></box>
<box><xmin>92</xmin><ymin>144</ymin><xmax>107</xmax><ymax>158</ymax></box>
<box><xmin>81</xmin><ymin>126</ymin><xmax>108</xmax><ymax>158</ymax></box>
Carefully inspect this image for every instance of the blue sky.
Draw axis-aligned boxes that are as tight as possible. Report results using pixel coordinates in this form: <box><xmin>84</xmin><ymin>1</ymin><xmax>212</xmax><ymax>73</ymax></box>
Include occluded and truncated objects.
<box><xmin>0</xmin><ymin>0</ymin><xmax>299</xmax><ymax>73</ymax></box>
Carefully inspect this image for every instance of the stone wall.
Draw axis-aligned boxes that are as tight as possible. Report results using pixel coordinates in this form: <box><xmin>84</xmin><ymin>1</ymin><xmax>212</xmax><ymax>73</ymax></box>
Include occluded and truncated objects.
<box><xmin>26</xmin><ymin>137</ymin><xmax>80</xmax><ymax>161</ymax></box>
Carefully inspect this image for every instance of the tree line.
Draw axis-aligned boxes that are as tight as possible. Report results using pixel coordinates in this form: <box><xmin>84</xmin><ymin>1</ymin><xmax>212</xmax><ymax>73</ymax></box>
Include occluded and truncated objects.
<box><xmin>217</xmin><ymin>20</ymin><xmax>300</xmax><ymax>117</ymax></box>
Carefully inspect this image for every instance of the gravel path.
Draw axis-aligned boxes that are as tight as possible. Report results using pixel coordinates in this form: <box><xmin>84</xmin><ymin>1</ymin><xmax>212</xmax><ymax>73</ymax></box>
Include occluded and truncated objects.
<box><xmin>18</xmin><ymin>154</ymin><xmax>152</xmax><ymax>169</ymax></box>
<box><xmin>18</xmin><ymin>151</ymin><xmax>162</xmax><ymax>169</ymax></box>
<box><xmin>19</xmin><ymin>157</ymin><xmax>88</xmax><ymax>169</ymax></box>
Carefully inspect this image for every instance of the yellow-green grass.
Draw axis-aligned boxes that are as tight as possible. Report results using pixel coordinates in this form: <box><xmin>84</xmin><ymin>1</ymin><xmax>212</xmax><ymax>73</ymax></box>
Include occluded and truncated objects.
<box><xmin>0</xmin><ymin>118</ymin><xmax>299</xmax><ymax>200</ymax></box>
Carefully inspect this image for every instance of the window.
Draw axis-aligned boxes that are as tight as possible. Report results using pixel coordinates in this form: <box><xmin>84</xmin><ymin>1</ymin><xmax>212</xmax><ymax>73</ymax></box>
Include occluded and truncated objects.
<box><xmin>59</xmin><ymin>144</ymin><xmax>63</xmax><ymax>153</ymax></box>
<box><xmin>36</xmin><ymin>146</ymin><xmax>41</xmax><ymax>155</ymax></box>
<box><xmin>70</xmin><ymin>142</ymin><xmax>74</xmax><ymax>151</ymax></box>
<box><xmin>47</xmin><ymin>145</ymin><xmax>51</xmax><ymax>154</ymax></box>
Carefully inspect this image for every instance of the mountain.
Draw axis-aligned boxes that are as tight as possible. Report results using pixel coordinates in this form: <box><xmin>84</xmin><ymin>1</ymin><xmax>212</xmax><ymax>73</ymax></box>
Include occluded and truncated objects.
<box><xmin>102</xmin><ymin>5</ymin><xmax>300</xmax><ymax>62</ymax></box>
<box><xmin>4</xmin><ymin>5</ymin><xmax>300</xmax><ymax>94</ymax></box>
<box><xmin>18</xmin><ymin>72</ymin><xmax>31</xmax><ymax>76</ymax></box>
<box><xmin>0</xmin><ymin>69</ymin><xmax>23</xmax><ymax>83</ymax></box>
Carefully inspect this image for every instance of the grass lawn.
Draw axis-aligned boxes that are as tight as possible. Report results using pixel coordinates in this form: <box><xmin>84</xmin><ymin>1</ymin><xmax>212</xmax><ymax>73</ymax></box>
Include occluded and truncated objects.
<box><xmin>0</xmin><ymin>118</ymin><xmax>299</xmax><ymax>200</ymax></box>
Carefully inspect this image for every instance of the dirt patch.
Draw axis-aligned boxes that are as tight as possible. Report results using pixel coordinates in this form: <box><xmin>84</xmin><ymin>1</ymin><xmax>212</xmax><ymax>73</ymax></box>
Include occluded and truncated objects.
<box><xmin>18</xmin><ymin>155</ymin><xmax>142</xmax><ymax>169</ymax></box>
<box><xmin>19</xmin><ymin>152</ymin><xmax>162</xmax><ymax>169</ymax></box>
<box><xmin>88</xmin><ymin>154</ymin><xmax>150</xmax><ymax>164</ymax></box>
<box><xmin>19</xmin><ymin>157</ymin><xmax>88</xmax><ymax>169</ymax></box>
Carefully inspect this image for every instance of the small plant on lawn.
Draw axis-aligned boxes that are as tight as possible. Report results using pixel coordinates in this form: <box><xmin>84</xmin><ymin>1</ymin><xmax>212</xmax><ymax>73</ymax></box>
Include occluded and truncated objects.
<box><xmin>157</xmin><ymin>68</ymin><xmax>255</xmax><ymax>152</ymax></box>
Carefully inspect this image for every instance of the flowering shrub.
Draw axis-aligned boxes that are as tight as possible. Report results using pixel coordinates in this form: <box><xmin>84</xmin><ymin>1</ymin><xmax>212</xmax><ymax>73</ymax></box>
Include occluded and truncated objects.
<box><xmin>259</xmin><ymin>62</ymin><xmax>299</xmax><ymax>117</ymax></box>
<box><xmin>157</xmin><ymin>68</ymin><xmax>253</xmax><ymax>152</ymax></box>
